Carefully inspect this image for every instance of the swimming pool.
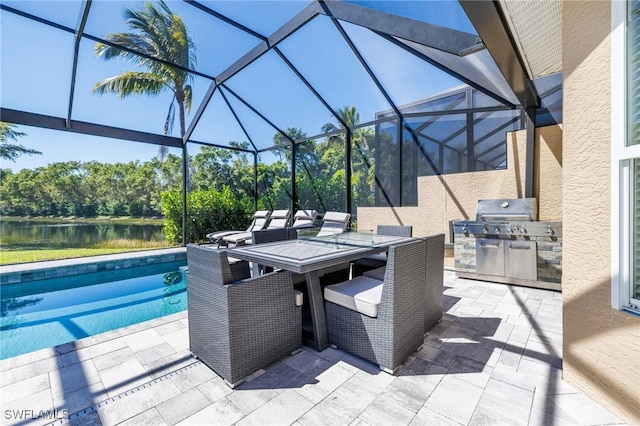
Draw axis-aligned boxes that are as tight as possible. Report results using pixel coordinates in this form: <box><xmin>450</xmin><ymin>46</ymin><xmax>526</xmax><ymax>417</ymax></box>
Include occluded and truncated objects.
<box><xmin>0</xmin><ymin>260</ymin><xmax>187</xmax><ymax>360</ymax></box>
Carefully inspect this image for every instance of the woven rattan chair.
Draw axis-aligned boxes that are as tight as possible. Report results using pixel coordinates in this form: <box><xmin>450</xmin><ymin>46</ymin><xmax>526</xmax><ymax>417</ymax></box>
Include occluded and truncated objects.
<box><xmin>423</xmin><ymin>233</ymin><xmax>445</xmax><ymax>331</ymax></box>
<box><xmin>324</xmin><ymin>239</ymin><xmax>427</xmax><ymax>373</ymax></box>
<box><xmin>364</xmin><ymin>233</ymin><xmax>444</xmax><ymax>332</ymax></box>
<box><xmin>352</xmin><ymin>225</ymin><xmax>413</xmax><ymax>276</ymax></box>
<box><xmin>186</xmin><ymin>244</ymin><xmax>301</xmax><ymax>387</ymax></box>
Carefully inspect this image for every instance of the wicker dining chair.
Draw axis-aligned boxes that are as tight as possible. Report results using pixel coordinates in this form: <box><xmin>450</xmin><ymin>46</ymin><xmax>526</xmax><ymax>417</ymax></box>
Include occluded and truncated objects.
<box><xmin>351</xmin><ymin>225</ymin><xmax>413</xmax><ymax>277</ymax></box>
<box><xmin>186</xmin><ymin>244</ymin><xmax>301</xmax><ymax>387</ymax></box>
<box><xmin>324</xmin><ymin>238</ymin><xmax>427</xmax><ymax>373</ymax></box>
<box><xmin>364</xmin><ymin>233</ymin><xmax>445</xmax><ymax>333</ymax></box>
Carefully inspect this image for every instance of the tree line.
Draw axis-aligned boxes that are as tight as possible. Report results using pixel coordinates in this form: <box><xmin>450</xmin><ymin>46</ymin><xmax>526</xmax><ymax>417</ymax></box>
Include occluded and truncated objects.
<box><xmin>0</xmin><ymin>123</ymin><xmax>378</xmax><ymax>243</ymax></box>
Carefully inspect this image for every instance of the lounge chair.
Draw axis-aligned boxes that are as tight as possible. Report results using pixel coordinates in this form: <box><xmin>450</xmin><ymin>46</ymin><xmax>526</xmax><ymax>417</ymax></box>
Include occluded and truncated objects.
<box><xmin>186</xmin><ymin>244</ymin><xmax>302</xmax><ymax>387</ymax></box>
<box><xmin>316</xmin><ymin>211</ymin><xmax>350</xmax><ymax>237</ymax></box>
<box><xmin>206</xmin><ymin>210</ymin><xmax>271</xmax><ymax>246</ymax></box>
<box><xmin>324</xmin><ymin>239</ymin><xmax>427</xmax><ymax>373</ymax></box>
<box><xmin>223</xmin><ymin>209</ymin><xmax>290</xmax><ymax>246</ymax></box>
<box><xmin>290</xmin><ymin>210</ymin><xmax>318</xmax><ymax>228</ymax></box>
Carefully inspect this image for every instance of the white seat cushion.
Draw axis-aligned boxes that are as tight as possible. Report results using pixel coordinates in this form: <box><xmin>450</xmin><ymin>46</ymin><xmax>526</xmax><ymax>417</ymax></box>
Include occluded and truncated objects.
<box><xmin>224</xmin><ymin>231</ymin><xmax>252</xmax><ymax>244</ymax></box>
<box><xmin>324</xmin><ymin>276</ymin><xmax>383</xmax><ymax>318</ymax></box>
<box><xmin>294</xmin><ymin>290</ymin><xmax>304</xmax><ymax>307</ymax></box>
<box><xmin>323</xmin><ymin>211</ymin><xmax>349</xmax><ymax>223</ymax></box>
<box><xmin>363</xmin><ymin>266</ymin><xmax>386</xmax><ymax>281</ymax></box>
<box><xmin>291</xmin><ymin>219</ymin><xmax>314</xmax><ymax>228</ymax></box>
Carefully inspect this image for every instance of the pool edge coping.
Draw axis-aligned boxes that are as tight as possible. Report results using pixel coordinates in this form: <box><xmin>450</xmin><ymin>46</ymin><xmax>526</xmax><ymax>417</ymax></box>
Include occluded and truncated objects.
<box><xmin>0</xmin><ymin>247</ymin><xmax>187</xmax><ymax>286</ymax></box>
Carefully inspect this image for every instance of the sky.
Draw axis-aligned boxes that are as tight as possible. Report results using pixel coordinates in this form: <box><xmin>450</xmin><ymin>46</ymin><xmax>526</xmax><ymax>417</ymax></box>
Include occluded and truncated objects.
<box><xmin>1</xmin><ymin>0</ymin><xmax>478</xmax><ymax>172</ymax></box>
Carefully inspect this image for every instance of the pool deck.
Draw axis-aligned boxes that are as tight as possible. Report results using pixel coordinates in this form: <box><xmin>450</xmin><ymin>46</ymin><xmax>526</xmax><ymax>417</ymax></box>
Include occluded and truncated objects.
<box><xmin>0</xmin><ymin>269</ymin><xmax>625</xmax><ymax>426</ymax></box>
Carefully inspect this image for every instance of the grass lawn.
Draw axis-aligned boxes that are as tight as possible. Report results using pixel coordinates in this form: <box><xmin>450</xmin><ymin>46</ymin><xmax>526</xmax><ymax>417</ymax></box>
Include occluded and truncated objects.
<box><xmin>0</xmin><ymin>246</ymin><xmax>170</xmax><ymax>265</ymax></box>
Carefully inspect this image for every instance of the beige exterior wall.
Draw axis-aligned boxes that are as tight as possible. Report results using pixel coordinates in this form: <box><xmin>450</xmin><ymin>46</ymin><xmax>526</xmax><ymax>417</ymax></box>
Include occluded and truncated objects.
<box><xmin>357</xmin><ymin>125</ymin><xmax>562</xmax><ymax>241</ymax></box>
<box><xmin>563</xmin><ymin>1</ymin><xmax>640</xmax><ymax>423</ymax></box>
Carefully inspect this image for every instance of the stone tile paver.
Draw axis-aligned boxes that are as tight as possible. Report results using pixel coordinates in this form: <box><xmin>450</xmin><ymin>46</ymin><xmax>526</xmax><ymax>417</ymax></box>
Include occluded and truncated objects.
<box><xmin>155</xmin><ymin>387</ymin><xmax>211</xmax><ymax>425</ymax></box>
<box><xmin>96</xmin><ymin>377</ymin><xmax>181</xmax><ymax>425</ymax></box>
<box><xmin>0</xmin><ymin>271</ymin><xmax>627</xmax><ymax>426</ymax></box>
<box><xmin>98</xmin><ymin>358</ymin><xmax>151</xmax><ymax>398</ymax></box>
<box><xmin>422</xmin><ymin>375</ymin><xmax>484</xmax><ymax>425</ymax></box>
<box><xmin>175</xmin><ymin>398</ymin><xmax>244</xmax><ymax>426</ymax></box>
<box><xmin>358</xmin><ymin>392</ymin><xmax>418</xmax><ymax>426</ymax></box>
<box><xmin>236</xmin><ymin>389</ymin><xmax>315</xmax><ymax>426</ymax></box>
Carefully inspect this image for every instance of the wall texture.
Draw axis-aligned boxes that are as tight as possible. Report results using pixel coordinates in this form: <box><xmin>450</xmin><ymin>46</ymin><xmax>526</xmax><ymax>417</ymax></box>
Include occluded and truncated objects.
<box><xmin>357</xmin><ymin>125</ymin><xmax>562</xmax><ymax>240</ymax></box>
<box><xmin>562</xmin><ymin>1</ymin><xmax>640</xmax><ymax>422</ymax></box>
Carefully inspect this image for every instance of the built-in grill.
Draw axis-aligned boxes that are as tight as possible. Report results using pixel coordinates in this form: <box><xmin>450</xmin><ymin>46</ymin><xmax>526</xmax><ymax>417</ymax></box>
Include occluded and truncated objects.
<box><xmin>452</xmin><ymin>198</ymin><xmax>562</xmax><ymax>291</ymax></box>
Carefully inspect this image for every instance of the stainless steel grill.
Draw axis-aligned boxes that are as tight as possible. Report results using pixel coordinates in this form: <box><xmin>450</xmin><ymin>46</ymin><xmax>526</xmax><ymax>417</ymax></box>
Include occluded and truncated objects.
<box><xmin>453</xmin><ymin>198</ymin><xmax>561</xmax><ymax>238</ymax></box>
<box><xmin>452</xmin><ymin>198</ymin><xmax>562</xmax><ymax>291</ymax></box>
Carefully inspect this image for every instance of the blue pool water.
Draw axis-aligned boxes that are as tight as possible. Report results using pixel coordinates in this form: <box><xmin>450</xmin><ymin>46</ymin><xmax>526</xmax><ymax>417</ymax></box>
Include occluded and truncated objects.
<box><xmin>0</xmin><ymin>260</ymin><xmax>187</xmax><ymax>360</ymax></box>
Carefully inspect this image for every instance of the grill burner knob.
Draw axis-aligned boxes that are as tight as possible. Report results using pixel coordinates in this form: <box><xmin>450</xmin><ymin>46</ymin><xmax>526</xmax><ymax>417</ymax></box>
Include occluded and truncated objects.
<box><xmin>507</xmin><ymin>227</ymin><xmax>513</xmax><ymax>234</ymax></box>
<box><xmin>462</xmin><ymin>226</ymin><xmax>468</xmax><ymax>234</ymax></box>
<box><xmin>519</xmin><ymin>226</ymin><xmax>527</xmax><ymax>234</ymax></box>
<box><xmin>482</xmin><ymin>226</ymin><xmax>489</xmax><ymax>233</ymax></box>
<box><xmin>494</xmin><ymin>227</ymin><xmax>500</xmax><ymax>234</ymax></box>
<box><xmin>546</xmin><ymin>226</ymin><xmax>554</xmax><ymax>236</ymax></box>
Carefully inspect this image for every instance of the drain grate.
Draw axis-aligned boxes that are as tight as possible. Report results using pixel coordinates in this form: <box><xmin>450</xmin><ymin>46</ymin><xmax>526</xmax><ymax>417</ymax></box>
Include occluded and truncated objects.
<box><xmin>48</xmin><ymin>360</ymin><xmax>202</xmax><ymax>425</ymax></box>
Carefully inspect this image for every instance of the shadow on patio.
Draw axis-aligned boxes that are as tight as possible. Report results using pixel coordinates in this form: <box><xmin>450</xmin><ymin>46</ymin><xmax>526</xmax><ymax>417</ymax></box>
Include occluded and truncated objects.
<box><xmin>0</xmin><ymin>271</ymin><xmax>624</xmax><ymax>426</ymax></box>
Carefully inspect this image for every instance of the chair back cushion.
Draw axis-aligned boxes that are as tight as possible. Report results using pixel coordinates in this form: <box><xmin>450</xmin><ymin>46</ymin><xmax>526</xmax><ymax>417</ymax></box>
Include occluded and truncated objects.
<box><xmin>292</xmin><ymin>210</ymin><xmax>317</xmax><ymax>228</ymax></box>
<box><xmin>271</xmin><ymin>209</ymin><xmax>291</xmax><ymax>219</ymax></box>
<box><xmin>268</xmin><ymin>210</ymin><xmax>291</xmax><ymax>229</ymax></box>
<box><xmin>317</xmin><ymin>211</ymin><xmax>350</xmax><ymax>236</ymax></box>
<box><xmin>322</xmin><ymin>211</ymin><xmax>350</xmax><ymax>224</ymax></box>
<box><xmin>246</xmin><ymin>210</ymin><xmax>271</xmax><ymax>232</ymax></box>
<box><xmin>294</xmin><ymin>209</ymin><xmax>317</xmax><ymax>220</ymax></box>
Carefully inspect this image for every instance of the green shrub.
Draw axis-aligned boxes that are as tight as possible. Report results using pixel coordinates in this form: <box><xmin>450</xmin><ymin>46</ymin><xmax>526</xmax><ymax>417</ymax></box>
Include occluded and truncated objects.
<box><xmin>161</xmin><ymin>187</ymin><xmax>253</xmax><ymax>245</ymax></box>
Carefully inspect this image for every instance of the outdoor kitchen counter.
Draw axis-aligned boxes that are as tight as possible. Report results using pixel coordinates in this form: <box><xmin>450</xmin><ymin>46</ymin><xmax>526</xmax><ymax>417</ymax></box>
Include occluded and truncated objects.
<box><xmin>454</xmin><ymin>232</ymin><xmax>562</xmax><ymax>291</ymax></box>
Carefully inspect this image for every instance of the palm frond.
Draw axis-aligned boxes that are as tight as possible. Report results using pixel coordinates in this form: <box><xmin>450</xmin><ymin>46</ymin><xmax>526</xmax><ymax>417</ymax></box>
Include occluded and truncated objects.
<box><xmin>322</xmin><ymin>122</ymin><xmax>339</xmax><ymax>134</ymax></box>
<box><xmin>92</xmin><ymin>71</ymin><xmax>170</xmax><ymax>98</ymax></box>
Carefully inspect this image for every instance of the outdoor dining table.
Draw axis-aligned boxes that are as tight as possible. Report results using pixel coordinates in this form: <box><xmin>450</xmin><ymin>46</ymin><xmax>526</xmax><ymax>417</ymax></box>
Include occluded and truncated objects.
<box><xmin>226</xmin><ymin>231</ymin><xmax>415</xmax><ymax>351</ymax></box>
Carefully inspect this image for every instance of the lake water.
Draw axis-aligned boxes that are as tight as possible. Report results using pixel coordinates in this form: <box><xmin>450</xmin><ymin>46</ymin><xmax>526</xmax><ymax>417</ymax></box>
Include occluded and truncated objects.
<box><xmin>0</xmin><ymin>219</ymin><xmax>165</xmax><ymax>249</ymax></box>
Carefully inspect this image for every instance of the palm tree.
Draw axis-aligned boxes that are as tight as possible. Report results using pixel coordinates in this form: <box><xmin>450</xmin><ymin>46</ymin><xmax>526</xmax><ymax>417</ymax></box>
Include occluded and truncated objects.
<box><xmin>0</xmin><ymin>122</ymin><xmax>41</xmax><ymax>162</ymax></box>
<box><xmin>322</xmin><ymin>106</ymin><xmax>376</xmax><ymax>201</ymax></box>
<box><xmin>92</xmin><ymin>0</ymin><xmax>196</xmax><ymax>160</ymax></box>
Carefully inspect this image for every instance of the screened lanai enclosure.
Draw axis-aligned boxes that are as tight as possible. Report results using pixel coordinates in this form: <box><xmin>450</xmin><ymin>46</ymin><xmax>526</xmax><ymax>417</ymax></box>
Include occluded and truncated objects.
<box><xmin>0</xmin><ymin>0</ymin><xmax>561</xmax><ymax>244</ymax></box>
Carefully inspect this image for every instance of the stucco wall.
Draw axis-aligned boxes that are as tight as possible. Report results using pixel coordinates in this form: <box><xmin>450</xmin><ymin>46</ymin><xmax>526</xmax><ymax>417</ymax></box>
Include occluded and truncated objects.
<box><xmin>357</xmin><ymin>125</ymin><xmax>562</xmax><ymax>240</ymax></box>
<box><xmin>536</xmin><ymin>126</ymin><xmax>563</xmax><ymax>221</ymax></box>
<box><xmin>562</xmin><ymin>1</ymin><xmax>640</xmax><ymax>423</ymax></box>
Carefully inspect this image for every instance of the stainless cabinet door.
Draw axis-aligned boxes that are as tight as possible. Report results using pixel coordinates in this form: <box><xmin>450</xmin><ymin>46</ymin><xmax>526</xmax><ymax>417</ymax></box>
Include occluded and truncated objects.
<box><xmin>504</xmin><ymin>240</ymin><xmax>537</xmax><ymax>281</ymax></box>
<box><xmin>476</xmin><ymin>239</ymin><xmax>505</xmax><ymax>277</ymax></box>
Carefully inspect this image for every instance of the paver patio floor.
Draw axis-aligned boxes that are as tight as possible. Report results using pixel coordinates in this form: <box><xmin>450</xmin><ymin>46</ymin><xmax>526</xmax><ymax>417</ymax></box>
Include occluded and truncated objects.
<box><xmin>0</xmin><ymin>270</ymin><xmax>625</xmax><ymax>425</ymax></box>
